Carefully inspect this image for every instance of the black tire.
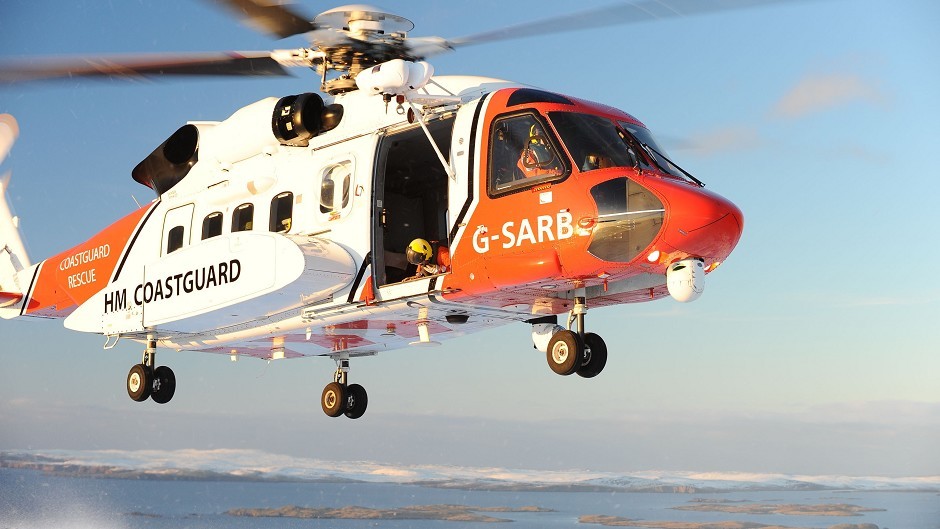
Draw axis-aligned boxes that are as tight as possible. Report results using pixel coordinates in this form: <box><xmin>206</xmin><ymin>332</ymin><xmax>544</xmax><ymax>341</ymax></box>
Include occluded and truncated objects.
<box><xmin>151</xmin><ymin>365</ymin><xmax>176</xmax><ymax>404</ymax></box>
<box><xmin>577</xmin><ymin>333</ymin><xmax>608</xmax><ymax>378</ymax></box>
<box><xmin>546</xmin><ymin>330</ymin><xmax>582</xmax><ymax>376</ymax></box>
<box><xmin>344</xmin><ymin>383</ymin><xmax>368</xmax><ymax>419</ymax></box>
<box><xmin>321</xmin><ymin>382</ymin><xmax>346</xmax><ymax>417</ymax></box>
<box><xmin>127</xmin><ymin>364</ymin><xmax>152</xmax><ymax>402</ymax></box>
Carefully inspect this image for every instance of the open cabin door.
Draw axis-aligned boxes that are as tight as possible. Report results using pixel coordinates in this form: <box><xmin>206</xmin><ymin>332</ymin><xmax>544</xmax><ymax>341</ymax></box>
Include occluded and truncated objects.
<box><xmin>372</xmin><ymin>116</ymin><xmax>455</xmax><ymax>292</ymax></box>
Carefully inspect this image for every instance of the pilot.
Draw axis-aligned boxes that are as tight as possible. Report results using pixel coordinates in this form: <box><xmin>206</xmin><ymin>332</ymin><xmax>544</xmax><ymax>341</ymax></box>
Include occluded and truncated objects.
<box><xmin>405</xmin><ymin>238</ymin><xmax>447</xmax><ymax>279</ymax></box>
<box><xmin>517</xmin><ymin>124</ymin><xmax>562</xmax><ymax>179</ymax></box>
<box><xmin>582</xmin><ymin>153</ymin><xmax>614</xmax><ymax>171</ymax></box>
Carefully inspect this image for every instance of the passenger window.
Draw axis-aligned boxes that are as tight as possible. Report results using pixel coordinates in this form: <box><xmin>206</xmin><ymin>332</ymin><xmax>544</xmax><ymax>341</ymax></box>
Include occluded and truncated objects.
<box><xmin>232</xmin><ymin>203</ymin><xmax>254</xmax><ymax>232</ymax></box>
<box><xmin>488</xmin><ymin>112</ymin><xmax>568</xmax><ymax>197</ymax></box>
<box><xmin>166</xmin><ymin>226</ymin><xmax>184</xmax><ymax>254</ymax></box>
<box><xmin>202</xmin><ymin>212</ymin><xmax>223</xmax><ymax>240</ymax></box>
<box><xmin>269</xmin><ymin>192</ymin><xmax>293</xmax><ymax>233</ymax></box>
<box><xmin>320</xmin><ymin>161</ymin><xmax>352</xmax><ymax>213</ymax></box>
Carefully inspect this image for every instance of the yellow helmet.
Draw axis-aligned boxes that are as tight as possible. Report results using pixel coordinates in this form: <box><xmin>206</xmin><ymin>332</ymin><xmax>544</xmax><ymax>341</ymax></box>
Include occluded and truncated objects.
<box><xmin>406</xmin><ymin>238</ymin><xmax>433</xmax><ymax>265</ymax></box>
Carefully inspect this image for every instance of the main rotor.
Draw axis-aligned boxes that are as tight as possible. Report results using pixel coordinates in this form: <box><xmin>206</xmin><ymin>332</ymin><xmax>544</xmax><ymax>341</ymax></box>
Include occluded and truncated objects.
<box><xmin>253</xmin><ymin>4</ymin><xmax>440</xmax><ymax>93</ymax></box>
<box><xmin>0</xmin><ymin>0</ymin><xmax>797</xmax><ymax>94</ymax></box>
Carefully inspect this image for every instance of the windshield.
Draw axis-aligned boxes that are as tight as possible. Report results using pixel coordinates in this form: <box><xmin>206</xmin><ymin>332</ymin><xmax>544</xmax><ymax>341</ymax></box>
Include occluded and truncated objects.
<box><xmin>549</xmin><ymin>112</ymin><xmax>643</xmax><ymax>172</ymax></box>
<box><xmin>617</xmin><ymin>121</ymin><xmax>686</xmax><ymax>178</ymax></box>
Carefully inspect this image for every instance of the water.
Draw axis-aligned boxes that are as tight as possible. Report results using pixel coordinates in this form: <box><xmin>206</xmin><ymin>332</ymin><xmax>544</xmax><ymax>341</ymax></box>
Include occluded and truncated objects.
<box><xmin>1</xmin><ymin>468</ymin><xmax>937</xmax><ymax>529</ymax></box>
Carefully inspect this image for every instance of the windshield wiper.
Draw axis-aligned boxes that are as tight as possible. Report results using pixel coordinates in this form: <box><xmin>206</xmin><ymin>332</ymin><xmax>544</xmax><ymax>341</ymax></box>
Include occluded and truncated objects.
<box><xmin>640</xmin><ymin>143</ymin><xmax>705</xmax><ymax>188</ymax></box>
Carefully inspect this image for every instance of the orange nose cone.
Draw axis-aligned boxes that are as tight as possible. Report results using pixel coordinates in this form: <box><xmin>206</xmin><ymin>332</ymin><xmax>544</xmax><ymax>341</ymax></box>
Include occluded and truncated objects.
<box><xmin>662</xmin><ymin>185</ymin><xmax>744</xmax><ymax>261</ymax></box>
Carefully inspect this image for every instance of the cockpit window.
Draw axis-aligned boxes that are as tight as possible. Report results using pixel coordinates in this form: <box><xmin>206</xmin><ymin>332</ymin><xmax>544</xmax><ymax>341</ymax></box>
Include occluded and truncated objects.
<box><xmin>488</xmin><ymin>112</ymin><xmax>569</xmax><ymax>197</ymax></box>
<box><xmin>617</xmin><ymin>121</ymin><xmax>684</xmax><ymax>178</ymax></box>
<box><xmin>549</xmin><ymin>112</ymin><xmax>641</xmax><ymax>172</ymax></box>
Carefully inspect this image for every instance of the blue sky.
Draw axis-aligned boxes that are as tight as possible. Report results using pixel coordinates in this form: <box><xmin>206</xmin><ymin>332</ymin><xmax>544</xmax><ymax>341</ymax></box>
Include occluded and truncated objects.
<box><xmin>1</xmin><ymin>0</ymin><xmax>938</xmax><ymax>476</ymax></box>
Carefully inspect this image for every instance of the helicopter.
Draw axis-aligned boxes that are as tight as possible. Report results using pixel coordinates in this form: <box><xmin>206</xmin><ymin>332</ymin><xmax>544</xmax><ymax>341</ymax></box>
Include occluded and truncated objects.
<box><xmin>0</xmin><ymin>1</ymin><xmax>747</xmax><ymax>419</ymax></box>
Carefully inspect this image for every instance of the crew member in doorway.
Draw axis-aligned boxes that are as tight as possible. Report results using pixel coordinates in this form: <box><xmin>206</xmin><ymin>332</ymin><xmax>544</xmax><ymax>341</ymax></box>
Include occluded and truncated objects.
<box><xmin>405</xmin><ymin>238</ymin><xmax>448</xmax><ymax>279</ymax></box>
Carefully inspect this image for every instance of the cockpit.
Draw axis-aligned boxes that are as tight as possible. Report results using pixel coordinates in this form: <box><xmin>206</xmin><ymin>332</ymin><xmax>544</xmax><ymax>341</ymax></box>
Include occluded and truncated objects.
<box><xmin>487</xmin><ymin>107</ymin><xmax>699</xmax><ymax>197</ymax></box>
<box><xmin>485</xmin><ymin>94</ymin><xmax>700</xmax><ymax>264</ymax></box>
<box><xmin>547</xmin><ymin>110</ymin><xmax>693</xmax><ymax>183</ymax></box>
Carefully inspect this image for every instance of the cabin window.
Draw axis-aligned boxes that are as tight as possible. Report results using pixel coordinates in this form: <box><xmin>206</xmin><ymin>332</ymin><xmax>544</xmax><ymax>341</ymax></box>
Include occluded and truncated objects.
<box><xmin>202</xmin><ymin>212</ymin><xmax>223</xmax><ymax>239</ymax></box>
<box><xmin>269</xmin><ymin>192</ymin><xmax>293</xmax><ymax>233</ymax></box>
<box><xmin>161</xmin><ymin>203</ymin><xmax>194</xmax><ymax>256</ymax></box>
<box><xmin>166</xmin><ymin>226</ymin><xmax>184</xmax><ymax>254</ymax></box>
<box><xmin>320</xmin><ymin>161</ymin><xmax>352</xmax><ymax>214</ymax></box>
<box><xmin>587</xmin><ymin>177</ymin><xmax>664</xmax><ymax>263</ymax></box>
<box><xmin>232</xmin><ymin>203</ymin><xmax>254</xmax><ymax>232</ymax></box>
<box><xmin>488</xmin><ymin>112</ymin><xmax>568</xmax><ymax>197</ymax></box>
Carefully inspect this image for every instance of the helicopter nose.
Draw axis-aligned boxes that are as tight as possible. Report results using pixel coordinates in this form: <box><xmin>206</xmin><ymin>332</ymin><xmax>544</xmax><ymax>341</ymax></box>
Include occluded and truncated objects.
<box><xmin>660</xmin><ymin>185</ymin><xmax>744</xmax><ymax>260</ymax></box>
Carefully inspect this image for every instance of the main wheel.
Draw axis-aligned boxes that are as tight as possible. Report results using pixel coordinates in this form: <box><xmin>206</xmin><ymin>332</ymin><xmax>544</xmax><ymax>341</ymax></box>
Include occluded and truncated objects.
<box><xmin>127</xmin><ymin>364</ymin><xmax>152</xmax><ymax>402</ymax></box>
<box><xmin>321</xmin><ymin>382</ymin><xmax>346</xmax><ymax>418</ymax></box>
<box><xmin>151</xmin><ymin>366</ymin><xmax>176</xmax><ymax>404</ymax></box>
<box><xmin>577</xmin><ymin>333</ymin><xmax>608</xmax><ymax>378</ymax></box>
<box><xmin>546</xmin><ymin>330</ymin><xmax>583</xmax><ymax>376</ymax></box>
<box><xmin>344</xmin><ymin>383</ymin><xmax>368</xmax><ymax>419</ymax></box>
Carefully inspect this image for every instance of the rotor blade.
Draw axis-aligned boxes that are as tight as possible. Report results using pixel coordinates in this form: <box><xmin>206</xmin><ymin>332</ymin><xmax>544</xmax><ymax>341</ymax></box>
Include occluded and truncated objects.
<box><xmin>0</xmin><ymin>52</ymin><xmax>291</xmax><ymax>83</ymax></box>
<box><xmin>442</xmin><ymin>0</ymin><xmax>797</xmax><ymax>50</ymax></box>
<box><xmin>207</xmin><ymin>0</ymin><xmax>317</xmax><ymax>39</ymax></box>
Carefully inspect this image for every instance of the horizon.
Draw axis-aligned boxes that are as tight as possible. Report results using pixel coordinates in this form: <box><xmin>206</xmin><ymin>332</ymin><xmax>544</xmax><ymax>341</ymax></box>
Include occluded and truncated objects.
<box><xmin>6</xmin><ymin>447</ymin><xmax>939</xmax><ymax>487</ymax></box>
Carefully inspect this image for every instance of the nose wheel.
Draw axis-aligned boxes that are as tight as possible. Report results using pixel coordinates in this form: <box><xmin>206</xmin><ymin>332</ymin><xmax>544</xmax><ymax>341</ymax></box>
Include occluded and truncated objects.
<box><xmin>540</xmin><ymin>296</ymin><xmax>608</xmax><ymax>378</ymax></box>
<box><xmin>321</xmin><ymin>356</ymin><xmax>368</xmax><ymax>419</ymax></box>
<box><xmin>126</xmin><ymin>336</ymin><xmax>176</xmax><ymax>404</ymax></box>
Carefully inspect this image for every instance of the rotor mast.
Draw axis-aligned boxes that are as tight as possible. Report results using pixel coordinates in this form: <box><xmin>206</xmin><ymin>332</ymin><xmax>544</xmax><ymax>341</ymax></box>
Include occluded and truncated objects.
<box><xmin>289</xmin><ymin>5</ymin><xmax>419</xmax><ymax>94</ymax></box>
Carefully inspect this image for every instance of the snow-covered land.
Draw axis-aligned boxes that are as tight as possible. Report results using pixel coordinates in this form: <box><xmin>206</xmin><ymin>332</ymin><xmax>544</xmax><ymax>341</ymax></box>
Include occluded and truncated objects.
<box><xmin>3</xmin><ymin>448</ymin><xmax>938</xmax><ymax>493</ymax></box>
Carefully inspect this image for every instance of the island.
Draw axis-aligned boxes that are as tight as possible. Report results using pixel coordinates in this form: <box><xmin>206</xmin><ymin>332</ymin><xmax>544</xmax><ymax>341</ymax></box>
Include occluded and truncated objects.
<box><xmin>226</xmin><ymin>504</ymin><xmax>553</xmax><ymax>523</ymax></box>
<box><xmin>579</xmin><ymin>515</ymin><xmax>880</xmax><ymax>529</ymax></box>
<box><xmin>672</xmin><ymin>503</ymin><xmax>885</xmax><ymax>517</ymax></box>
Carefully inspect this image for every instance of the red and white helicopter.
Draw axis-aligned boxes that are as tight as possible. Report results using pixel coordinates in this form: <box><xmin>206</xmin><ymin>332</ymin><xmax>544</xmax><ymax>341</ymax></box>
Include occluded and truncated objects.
<box><xmin>0</xmin><ymin>1</ymin><xmax>745</xmax><ymax>419</ymax></box>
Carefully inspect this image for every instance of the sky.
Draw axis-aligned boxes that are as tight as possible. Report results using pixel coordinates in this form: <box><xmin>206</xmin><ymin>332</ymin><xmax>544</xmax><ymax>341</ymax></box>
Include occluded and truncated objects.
<box><xmin>0</xmin><ymin>0</ymin><xmax>938</xmax><ymax>477</ymax></box>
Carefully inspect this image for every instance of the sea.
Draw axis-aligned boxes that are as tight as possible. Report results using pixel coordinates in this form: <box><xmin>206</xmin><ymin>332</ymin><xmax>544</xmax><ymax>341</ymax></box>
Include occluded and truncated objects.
<box><xmin>1</xmin><ymin>467</ymin><xmax>938</xmax><ymax>529</ymax></box>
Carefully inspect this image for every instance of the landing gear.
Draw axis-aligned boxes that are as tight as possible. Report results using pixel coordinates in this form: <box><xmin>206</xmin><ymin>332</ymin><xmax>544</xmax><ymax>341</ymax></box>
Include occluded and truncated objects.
<box><xmin>577</xmin><ymin>332</ymin><xmax>607</xmax><ymax>378</ymax></box>
<box><xmin>344</xmin><ymin>383</ymin><xmax>368</xmax><ymax>419</ymax></box>
<box><xmin>535</xmin><ymin>295</ymin><xmax>608</xmax><ymax>379</ymax></box>
<box><xmin>320</xmin><ymin>356</ymin><xmax>369</xmax><ymax>419</ymax></box>
<box><xmin>547</xmin><ymin>330</ymin><xmax>582</xmax><ymax>376</ymax></box>
<box><xmin>126</xmin><ymin>336</ymin><xmax>176</xmax><ymax>404</ymax></box>
<box><xmin>321</xmin><ymin>382</ymin><xmax>346</xmax><ymax>417</ymax></box>
<box><xmin>126</xmin><ymin>363</ymin><xmax>151</xmax><ymax>402</ymax></box>
<box><xmin>151</xmin><ymin>365</ymin><xmax>177</xmax><ymax>404</ymax></box>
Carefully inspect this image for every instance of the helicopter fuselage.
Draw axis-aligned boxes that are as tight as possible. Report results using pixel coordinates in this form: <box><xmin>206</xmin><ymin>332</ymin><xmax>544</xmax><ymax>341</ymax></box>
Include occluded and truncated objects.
<box><xmin>4</xmin><ymin>75</ymin><xmax>742</xmax><ymax>354</ymax></box>
<box><xmin>0</xmin><ymin>75</ymin><xmax>742</xmax><ymax>411</ymax></box>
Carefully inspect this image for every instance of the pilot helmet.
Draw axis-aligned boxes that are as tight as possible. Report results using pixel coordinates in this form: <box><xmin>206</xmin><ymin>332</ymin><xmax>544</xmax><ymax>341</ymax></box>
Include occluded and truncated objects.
<box><xmin>406</xmin><ymin>238</ymin><xmax>434</xmax><ymax>265</ymax></box>
<box><xmin>523</xmin><ymin>124</ymin><xmax>555</xmax><ymax>168</ymax></box>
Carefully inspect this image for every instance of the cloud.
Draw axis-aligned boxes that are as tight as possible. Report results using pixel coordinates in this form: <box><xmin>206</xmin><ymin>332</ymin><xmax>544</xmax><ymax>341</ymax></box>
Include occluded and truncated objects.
<box><xmin>771</xmin><ymin>73</ymin><xmax>889</xmax><ymax>119</ymax></box>
<box><xmin>675</xmin><ymin>125</ymin><xmax>762</xmax><ymax>156</ymax></box>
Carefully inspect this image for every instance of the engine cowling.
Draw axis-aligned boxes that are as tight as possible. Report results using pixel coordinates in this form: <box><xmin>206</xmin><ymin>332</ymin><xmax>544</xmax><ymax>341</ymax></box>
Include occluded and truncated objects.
<box><xmin>666</xmin><ymin>258</ymin><xmax>705</xmax><ymax>303</ymax></box>
<box><xmin>132</xmin><ymin>93</ymin><xmax>342</xmax><ymax>195</ymax></box>
<box><xmin>272</xmin><ymin>93</ymin><xmax>324</xmax><ymax>146</ymax></box>
<box><xmin>131</xmin><ymin>123</ymin><xmax>199</xmax><ymax>194</ymax></box>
